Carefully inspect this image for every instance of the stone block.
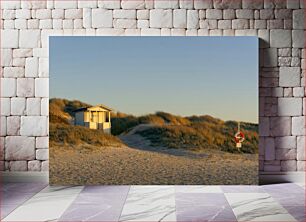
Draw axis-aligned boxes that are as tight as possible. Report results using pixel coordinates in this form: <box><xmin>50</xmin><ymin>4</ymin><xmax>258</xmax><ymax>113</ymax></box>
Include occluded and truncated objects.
<box><xmin>92</xmin><ymin>9</ymin><xmax>113</xmax><ymax>28</ymax></box>
<box><xmin>16</xmin><ymin>78</ymin><xmax>34</xmax><ymax>98</ymax></box>
<box><xmin>140</xmin><ymin>28</ymin><xmax>161</xmax><ymax>36</ymax></box>
<box><xmin>278</xmin><ymin>57</ymin><xmax>291</xmax><ymax>67</ymax></box>
<box><xmin>122</xmin><ymin>0</ymin><xmax>145</xmax><ymax>9</ymax></box>
<box><xmin>287</xmin><ymin>0</ymin><xmax>300</xmax><ymax>9</ymax></box>
<box><xmin>41</xmin><ymin>160</ymin><xmax>49</xmax><ymax>171</ymax></box>
<box><xmin>297</xmin><ymin>136</ymin><xmax>305</xmax><ymax>160</ymax></box>
<box><xmin>293</xmin><ymin>9</ymin><xmax>305</xmax><ymax>29</ymax></box>
<box><xmin>270</xmin><ymin>30</ymin><xmax>291</xmax><ymax>48</ymax></box>
<box><xmin>52</xmin><ymin>9</ymin><xmax>65</xmax><ymax>19</ymax></box>
<box><xmin>278</xmin><ymin>98</ymin><xmax>302</xmax><ymax>116</ymax></box>
<box><xmin>114</xmin><ymin>19</ymin><xmax>137</xmax><ymax>28</ymax></box>
<box><xmin>242</xmin><ymin>0</ymin><xmax>263</xmax><ymax>9</ymax></box>
<box><xmin>7</xmin><ymin>116</ymin><xmax>20</xmax><ymax>136</ymax></box>
<box><xmin>179</xmin><ymin>0</ymin><xmax>193</xmax><ymax>9</ymax></box>
<box><xmin>284</xmin><ymin>87</ymin><xmax>293</xmax><ymax>97</ymax></box>
<box><xmin>187</xmin><ymin>10</ymin><xmax>199</xmax><ymax>29</ymax></box>
<box><xmin>1</xmin><ymin>1</ymin><xmax>20</xmax><ymax>9</ymax></box>
<box><xmin>1</xmin><ymin>49</ymin><xmax>12</xmax><ymax>67</ymax></box>
<box><xmin>9</xmin><ymin>161</ymin><xmax>27</xmax><ymax>171</ymax></box>
<box><xmin>275</xmin><ymin>136</ymin><xmax>297</xmax><ymax>149</ymax></box>
<box><xmin>1</xmin><ymin>117</ymin><xmax>6</xmax><ymax>137</ymax></box>
<box><xmin>232</xmin><ymin>19</ymin><xmax>249</xmax><ymax>29</ymax></box>
<box><xmin>264</xmin><ymin>164</ymin><xmax>281</xmax><ymax>172</ymax></box>
<box><xmin>281</xmin><ymin>160</ymin><xmax>297</xmax><ymax>171</ymax></box>
<box><xmin>26</xmin><ymin>98</ymin><xmax>41</xmax><ymax>116</ymax></box>
<box><xmin>78</xmin><ymin>0</ymin><xmax>97</xmax><ymax>8</ymax></box>
<box><xmin>19</xmin><ymin>30</ymin><xmax>41</xmax><ymax>48</ymax></box>
<box><xmin>1</xmin><ymin>30</ymin><xmax>19</xmax><ymax>48</ymax></box>
<box><xmin>218</xmin><ymin>20</ymin><xmax>232</xmax><ymax>29</ymax></box>
<box><xmin>2</xmin><ymin>9</ymin><xmax>16</xmax><ymax>19</ymax></box>
<box><xmin>293</xmin><ymin>87</ymin><xmax>304</xmax><ymax>97</ymax></box>
<box><xmin>200</xmin><ymin>20</ymin><xmax>217</xmax><ymax>29</ymax></box>
<box><xmin>223</xmin><ymin>9</ymin><xmax>235</xmax><ymax>19</ymax></box>
<box><xmin>275</xmin><ymin>9</ymin><xmax>292</xmax><ymax>19</ymax></box>
<box><xmin>265</xmin><ymin>137</ymin><xmax>275</xmax><ymax>160</ymax></box>
<box><xmin>150</xmin><ymin>9</ymin><xmax>172</xmax><ymax>28</ymax></box>
<box><xmin>154</xmin><ymin>0</ymin><xmax>178</xmax><ymax>9</ymax></box>
<box><xmin>25</xmin><ymin>57</ymin><xmax>38</xmax><ymax>77</ymax></box>
<box><xmin>206</xmin><ymin>9</ymin><xmax>222</xmax><ymax>19</ymax></box>
<box><xmin>15</xmin><ymin>9</ymin><xmax>31</xmax><ymax>19</ymax></box>
<box><xmin>137</xmin><ymin>20</ymin><xmax>149</xmax><ymax>28</ymax></box>
<box><xmin>276</xmin><ymin>149</ymin><xmax>297</xmax><ymax>160</ymax></box>
<box><xmin>279</xmin><ymin>67</ymin><xmax>300</xmax><ymax>87</ymax></box>
<box><xmin>35</xmin><ymin>9</ymin><xmax>51</xmax><ymax>19</ymax></box>
<box><xmin>264</xmin><ymin>48</ymin><xmax>277</xmax><ymax>67</ymax></box>
<box><xmin>3</xmin><ymin>67</ymin><xmax>24</xmax><ymax>78</ymax></box>
<box><xmin>258</xmin><ymin>29</ymin><xmax>269</xmax><ymax>48</ymax></box>
<box><xmin>36</xmin><ymin>149</ymin><xmax>49</xmax><ymax>160</ymax></box>
<box><xmin>292</xmin><ymin>30</ymin><xmax>305</xmax><ymax>48</ymax></box>
<box><xmin>297</xmin><ymin>161</ymin><xmax>305</xmax><ymax>171</ymax></box>
<box><xmin>35</xmin><ymin>78</ymin><xmax>49</xmax><ymax>98</ymax></box>
<box><xmin>98</xmin><ymin>0</ymin><xmax>121</xmax><ymax>9</ymax></box>
<box><xmin>291</xmin><ymin>57</ymin><xmax>300</xmax><ymax>67</ymax></box>
<box><xmin>292</xmin><ymin>116</ymin><xmax>305</xmax><ymax>136</ymax></box>
<box><xmin>259</xmin><ymin>117</ymin><xmax>269</xmax><ymax>136</ymax></box>
<box><xmin>41</xmin><ymin>98</ymin><xmax>49</xmax><ymax>116</ymax></box>
<box><xmin>173</xmin><ymin>9</ymin><xmax>187</xmax><ymax>28</ymax></box>
<box><xmin>1</xmin><ymin>78</ymin><xmax>16</xmax><ymax>98</ymax></box>
<box><xmin>236</xmin><ymin>9</ymin><xmax>254</xmax><ymax>19</ymax></box>
<box><xmin>20</xmin><ymin>116</ymin><xmax>48</xmax><ymax>136</ymax></box>
<box><xmin>36</xmin><ymin>137</ymin><xmax>49</xmax><ymax>149</ymax></box>
<box><xmin>1</xmin><ymin>98</ymin><xmax>10</xmax><ymax>116</ymax></box>
<box><xmin>137</xmin><ymin>10</ymin><xmax>149</xmax><ymax>19</ymax></box>
<box><xmin>65</xmin><ymin>9</ymin><xmax>82</xmax><ymax>19</ymax></box>
<box><xmin>113</xmin><ymin>9</ymin><xmax>136</xmax><ymax>18</ymax></box>
<box><xmin>54</xmin><ymin>1</ymin><xmax>77</xmax><ymax>9</ymax></box>
<box><xmin>270</xmin><ymin>117</ymin><xmax>291</xmax><ymax>136</ymax></box>
<box><xmin>28</xmin><ymin>160</ymin><xmax>41</xmax><ymax>171</ymax></box>
<box><xmin>213</xmin><ymin>0</ymin><xmax>241</xmax><ymax>9</ymax></box>
<box><xmin>15</xmin><ymin>18</ymin><xmax>28</xmax><ymax>29</ymax></box>
<box><xmin>5</xmin><ymin>136</ymin><xmax>35</xmax><ymax>160</ymax></box>
<box><xmin>39</xmin><ymin>58</ymin><xmax>49</xmax><ymax>77</ymax></box>
<box><xmin>13</xmin><ymin>49</ymin><xmax>33</xmax><ymax>58</ymax></box>
<box><xmin>11</xmin><ymin>98</ymin><xmax>26</xmax><ymax>115</ymax></box>
<box><xmin>260</xmin><ymin>9</ymin><xmax>274</xmax><ymax>19</ymax></box>
<box><xmin>194</xmin><ymin>0</ymin><xmax>213</xmax><ymax>9</ymax></box>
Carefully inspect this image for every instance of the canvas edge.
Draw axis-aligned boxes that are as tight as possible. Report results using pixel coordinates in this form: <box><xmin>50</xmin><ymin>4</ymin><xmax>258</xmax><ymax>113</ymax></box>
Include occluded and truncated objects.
<box><xmin>1</xmin><ymin>172</ymin><xmax>304</xmax><ymax>185</ymax></box>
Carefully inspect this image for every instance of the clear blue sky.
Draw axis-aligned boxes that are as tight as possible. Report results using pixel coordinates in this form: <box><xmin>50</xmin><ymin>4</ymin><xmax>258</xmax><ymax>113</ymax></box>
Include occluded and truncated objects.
<box><xmin>50</xmin><ymin>37</ymin><xmax>258</xmax><ymax>123</ymax></box>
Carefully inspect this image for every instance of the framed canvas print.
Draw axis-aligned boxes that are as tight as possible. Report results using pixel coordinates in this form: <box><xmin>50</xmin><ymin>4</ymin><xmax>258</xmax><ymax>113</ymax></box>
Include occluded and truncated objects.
<box><xmin>49</xmin><ymin>37</ymin><xmax>258</xmax><ymax>185</ymax></box>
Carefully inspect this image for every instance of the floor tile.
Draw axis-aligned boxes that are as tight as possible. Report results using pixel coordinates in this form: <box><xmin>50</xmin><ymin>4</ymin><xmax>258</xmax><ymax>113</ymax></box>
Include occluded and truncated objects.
<box><xmin>59</xmin><ymin>186</ymin><xmax>130</xmax><ymax>221</ymax></box>
<box><xmin>270</xmin><ymin>192</ymin><xmax>305</xmax><ymax>206</ymax></box>
<box><xmin>283</xmin><ymin>205</ymin><xmax>305</xmax><ymax>222</ymax></box>
<box><xmin>225</xmin><ymin>193</ymin><xmax>297</xmax><ymax>221</ymax></box>
<box><xmin>176</xmin><ymin>193</ymin><xmax>236</xmax><ymax>222</ymax></box>
<box><xmin>1</xmin><ymin>205</ymin><xmax>18</xmax><ymax>219</ymax></box>
<box><xmin>119</xmin><ymin>186</ymin><xmax>176</xmax><ymax>222</ymax></box>
<box><xmin>1</xmin><ymin>183</ymin><xmax>47</xmax><ymax>194</ymax></box>
<box><xmin>81</xmin><ymin>185</ymin><xmax>130</xmax><ymax>194</ymax></box>
<box><xmin>175</xmin><ymin>185</ymin><xmax>222</xmax><ymax>193</ymax></box>
<box><xmin>262</xmin><ymin>183</ymin><xmax>304</xmax><ymax>193</ymax></box>
<box><xmin>3</xmin><ymin>186</ymin><xmax>84</xmax><ymax>221</ymax></box>
<box><xmin>221</xmin><ymin>185</ymin><xmax>264</xmax><ymax>193</ymax></box>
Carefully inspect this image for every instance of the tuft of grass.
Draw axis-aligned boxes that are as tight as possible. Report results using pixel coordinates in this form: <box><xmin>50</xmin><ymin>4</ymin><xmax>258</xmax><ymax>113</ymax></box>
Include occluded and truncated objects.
<box><xmin>50</xmin><ymin>123</ymin><xmax>124</xmax><ymax>147</ymax></box>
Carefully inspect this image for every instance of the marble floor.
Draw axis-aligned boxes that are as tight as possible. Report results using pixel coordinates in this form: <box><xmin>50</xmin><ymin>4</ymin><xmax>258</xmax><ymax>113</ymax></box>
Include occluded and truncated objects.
<box><xmin>1</xmin><ymin>182</ymin><xmax>305</xmax><ymax>221</ymax></box>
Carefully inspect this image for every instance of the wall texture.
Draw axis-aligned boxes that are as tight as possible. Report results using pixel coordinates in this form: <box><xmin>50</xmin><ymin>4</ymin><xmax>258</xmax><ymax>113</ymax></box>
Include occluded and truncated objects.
<box><xmin>0</xmin><ymin>0</ymin><xmax>305</xmax><ymax>173</ymax></box>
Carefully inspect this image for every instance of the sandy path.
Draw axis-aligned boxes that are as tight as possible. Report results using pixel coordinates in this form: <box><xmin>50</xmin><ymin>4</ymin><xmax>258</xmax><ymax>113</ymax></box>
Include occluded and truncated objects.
<box><xmin>50</xmin><ymin>144</ymin><xmax>258</xmax><ymax>185</ymax></box>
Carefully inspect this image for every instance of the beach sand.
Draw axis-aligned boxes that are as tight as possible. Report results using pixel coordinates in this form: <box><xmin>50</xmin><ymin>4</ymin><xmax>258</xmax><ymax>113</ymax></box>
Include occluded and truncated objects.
<box><xmin>50</xmin><ymin>145</ymin><xmax>258</xmax><ymax>185</ymax></box>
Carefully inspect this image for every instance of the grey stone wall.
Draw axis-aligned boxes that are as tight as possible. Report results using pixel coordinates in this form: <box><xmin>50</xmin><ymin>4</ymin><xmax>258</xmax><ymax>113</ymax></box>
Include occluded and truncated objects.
<box><xmin>0</xmin><ymin>0</ymin><xmax>305</xmax><ymax>172</ymax></box>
